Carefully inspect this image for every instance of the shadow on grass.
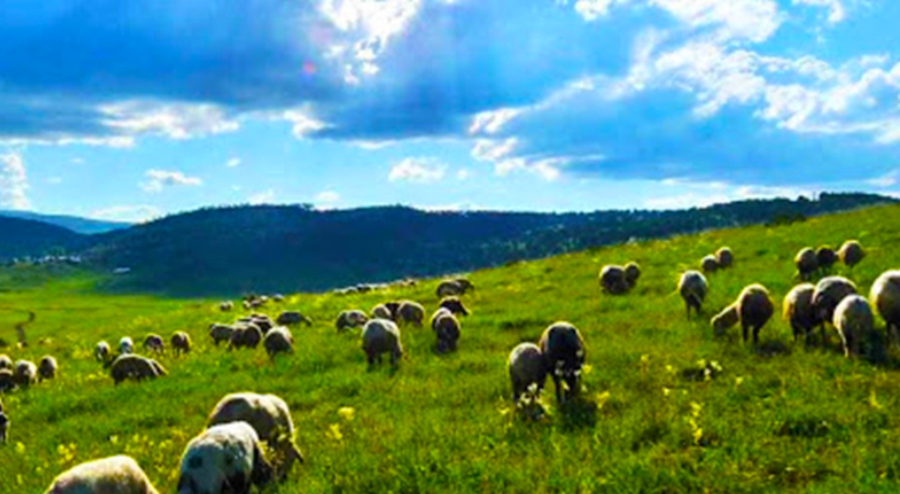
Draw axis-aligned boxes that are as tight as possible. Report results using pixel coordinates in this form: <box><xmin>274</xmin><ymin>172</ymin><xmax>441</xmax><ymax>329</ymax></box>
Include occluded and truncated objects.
<box><xmin>557</xmin><ymin>395</ymin><xmax>598</xmax><ymax>431</ymax></box>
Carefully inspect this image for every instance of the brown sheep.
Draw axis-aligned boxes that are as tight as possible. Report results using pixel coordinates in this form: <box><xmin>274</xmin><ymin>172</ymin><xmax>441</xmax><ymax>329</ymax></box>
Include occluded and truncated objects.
<box><xmin>396</xmin><ymin>301</ymin><xmax>426</xmax><ymax>326</ymax></box>
<box><xmin>38</xmin><ymin>355</ymin><xmax>58</xmax><ymax>381</ymax></box>
<box><xmin>109</xmin><ymin>355</ymin><xmax>167</xmax><ymax>385</ymax></box>
<box><xmin>711</xmin><ymin>284</ymin><xmax>774</xmax><ymax>345</ymax></box>
<box><xmin>838</xmin><ymin>240</ymin><xmax>865</xmax><ymax>268</ymax></box>
<box><xmin>143</xmin><ymin>334</ymin><xmax>164</xmax><ymax>354</ymax></box>
<box><xmin>715</xmin><ymin>247</ymin><xmax>734</xmax><ymax>268</ymax></box>
<box><xmin>599</xmin><ymin>265</ymin><xmax>629</xmax><ymax>294</ymax></box>
<box><xmin>701</xmin><ymin>255</ymin><xmax>719</xmax><ymax>273</ymax></box>
<box><xmin>795</xmin><ymin>247</ymin><xmax>818</xmax><ymax>280</ymax></box>
<box><xmin>783</xmin><ymin>283</ymin><xmax>816</xmax><ymax>344</ymax></box>
<box><xmin>171</xmin><ymin>331</ymin><xmax>192</xmax><ymax>355</ymax></box>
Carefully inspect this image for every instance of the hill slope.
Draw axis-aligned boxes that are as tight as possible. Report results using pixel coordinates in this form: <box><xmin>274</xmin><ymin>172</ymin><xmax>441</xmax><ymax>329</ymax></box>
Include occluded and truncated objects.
<box><xmin>3</xmin><ymin>204</ymin><xmax>900</xmax><ymax>492</ymax></box>
<box><xmin>0</xmin><ymin>210</ymin><xmax>130</xmax><ymax>234</ymax></box>
<box><xmin>87</xmin><ymin>192</ymin><xmax>894</xmax><ymax>296</ymax></box>
<box><xmin>0</xmin><ymin>216</ymin><xmax>89</xmax><ymax>260</ymax></box>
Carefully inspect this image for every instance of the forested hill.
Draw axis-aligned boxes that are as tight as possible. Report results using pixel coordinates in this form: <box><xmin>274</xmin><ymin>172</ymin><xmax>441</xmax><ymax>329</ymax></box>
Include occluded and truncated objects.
<box><xmin>0</xmin><ymin>216</ymin><xmax>89</xmax><ymax>259</ymax></box>
<box><xmin>79</xmin><ymin>192</ymin><xmax>894</xmax><ymax>296</ymax></box>
<box><xmin>0</xmin><ymin>210</ymin><xmax>130</xmax><ymax>234</ymax></box>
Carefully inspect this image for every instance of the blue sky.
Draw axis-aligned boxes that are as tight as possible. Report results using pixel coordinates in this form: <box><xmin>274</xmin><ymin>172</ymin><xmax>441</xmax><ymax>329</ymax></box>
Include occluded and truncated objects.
<box><xmin>2</xmin><ymin>0</ymin><xmax>900</xmax><ymax>222</ymax></box>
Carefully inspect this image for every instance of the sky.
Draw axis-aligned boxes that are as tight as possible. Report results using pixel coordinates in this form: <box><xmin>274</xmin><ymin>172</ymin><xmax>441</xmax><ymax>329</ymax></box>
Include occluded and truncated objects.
<box><xmin>2</xmin><ymin>0</ymin><xmax>900</xmax><ymax>222</ymax></box>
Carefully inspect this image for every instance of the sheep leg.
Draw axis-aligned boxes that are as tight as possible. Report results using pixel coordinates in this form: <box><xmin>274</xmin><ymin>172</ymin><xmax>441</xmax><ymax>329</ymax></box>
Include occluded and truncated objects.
<box><xmin>753</xmin><ymin>326</ymin><xmax>760</xmax><ymax>346</ymax></box>
<box><xmin>741</xmin><ymin>323</ymin><xmax>749</xmax><ymax>344</ymax></box>
<box><xmin>553</xmin><ymin>375</ymin><xmax>563</xmax><ymax>404</ymax></box>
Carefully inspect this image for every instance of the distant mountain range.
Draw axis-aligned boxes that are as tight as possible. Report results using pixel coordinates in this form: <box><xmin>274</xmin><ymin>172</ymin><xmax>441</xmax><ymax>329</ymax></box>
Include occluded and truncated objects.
<box><xmin>0</xmin><ymin>210</ymin><xmax>130</xmax><ymax>234</ymax></box>
<box><xmin>0</xmin><ymin>193</ymin><xmax>895</xmax><ymax>296</ymax></box>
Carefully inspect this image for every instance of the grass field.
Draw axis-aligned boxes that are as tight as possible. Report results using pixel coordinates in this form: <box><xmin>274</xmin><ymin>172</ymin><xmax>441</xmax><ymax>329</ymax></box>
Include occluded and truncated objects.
<box><xmin>3</xmin><ymin>204</ymin><xmax>900</xmax><ymax>493</ymax></box>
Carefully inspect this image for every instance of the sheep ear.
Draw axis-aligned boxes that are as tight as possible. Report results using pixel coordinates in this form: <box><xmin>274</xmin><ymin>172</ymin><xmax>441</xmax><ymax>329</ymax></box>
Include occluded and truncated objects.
<box><xmin>251</xmin><ymin>442</ymin><xmax>274</xmax><ymax>486</ymax></box>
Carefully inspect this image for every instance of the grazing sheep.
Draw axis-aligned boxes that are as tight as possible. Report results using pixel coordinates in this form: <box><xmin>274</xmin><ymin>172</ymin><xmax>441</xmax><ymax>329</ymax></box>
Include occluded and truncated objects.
<box><xmin>230</xmin><ymin>324</ymin><xmax>263</xmax><ymax>350</ymax></box>
<box><xmin>0</xmin><ymin>369</ymin><xmax>14</xmax><ymax>393</ymax></box>
<box><xmin>0</xmin><ymin>354</ymin><xmax>11</xmax><ymax>370</ymax></box>
<box><xmin>439</xmin><ymin>296</ymin><xmax>470</xmax><ymax>316</ymax></box>
<box><xmin>812</xmin><ymin>276</ymin><xmax>858</xmax><ymax>333</ymax></box>
<box><xmin>509</xmin><ymin>343</ymin><xmax>547</xmax><ymax>402</ymax></box>
<box><xmin>436</xmin><ymin>278</ymin><xmax>474</xmax><ymax>298</ymax></box>
<box><xmin>171</xmin><ymin>332</ymin><xmax>192</xmax><ymax>355</ymax></box>
<box><xmin>143</xmin><ymin>334</ymin><xmax>164</xmax><ymax>354</ymax></box>
<box><xmin>94</xmin><ymin>341</ymin><xmax>111</xmax><ymax>364</ymax></box>
<box><xmin>272</xmin><ymin>294</ymin><xmax>285</xmax><ymax>303</ymax></box>
<box><xmin>455</xmin><ymin>278</ymin><xmax>475</xmax><ymax>292</ymax></box>
<box><xmin>264</xmin><ymin>327</ymin><xmax>293</xmax><ymax>357</ymax></box>
<box><xmin>209</xmin><ymin>324</ymin><xmax>235</xmax><ymax>346</ymax></box>
<box><xmin>716</xmin><ymin>247</ymin><xmax>734</xmax><ymax>268</ymax></box>
<box><xmin>276</xmin><ymin>311</ymin><xmax>312</xmax><ymax>327</ymax></box>
<box><xmin>176</xmin><ymin>422</ymin><xmax>273</xmax><ymax>494</ymax></box>
<box><xmin>838</xmin><ymin>240</ymin><xmax>865</xmax><ymax>268</ymax></box>
<box><xmin>43</xmin><ymin>455</ymin><xmax>160</xmax><ymax>494</ymax></box>
<box><xmin>384</xmin><ymin>301</ymin><xmax>402</xmax><ymax>320</ymax></box>
<box><xmin>119</xmin><ymin>336</ymin><xmax>135</xmax><ymax>355</ymax></box>
<box><xmin>335</xmin><ymin>310</ymin><xmax>368</xmax><ymax>332</ymax></box>
<box><xmin>0</xmin><ymin>409</ymin><xmax>7</xmax><ymax>444</ymax></box>
<box><xmin>371</xmin><ymin>304</ymin><xmax>393</xmax><ymax>321</ymax></box>
<box><xmin>244</xmin><ymin>314</ymin><xmax>274</xmax><ymax>334</ymax></box>
<box><xmin>109</xmin><ymin>355</ymin><xmax>167</xmax><ymax>385</ymax></box>
<box><xmin>539</xmin><ymin>322</ymin><xmax>586</xmax><ymax>404</ymax></box>
<box><xmin>361</xmin><ymin>319</ymin><xmax>403</xmax><ymax>366</ymax></box>
<box><xmin>795</xmin><ymin>247</ymin><xmax>818</xmax><ymax>280</ymax></box>
<box><xmin>433</xmin><ymin>311</ymin><xmax>461</xmax><ymax>353</ymax></box>
<box><xmin>871</xmin><ymin>270</ymin><xmax>900</xmax><ymax>345</ymax></box>
<box><xmin>711</xmin><ymin>284</ymin><xmax>774</xmax><ymax>345</ymax></box>
<box><xmin>701</xmin><ymin>255</ymin><xmax>719</xmax><ymax>273</ymax></box>
<box><xmin>38</xmin><ymin>355</ymin><xmax>58</xmax><ymax>381</ymax></box>
<box><xmin>624</xmin><ymin>261</ymin><xmax>642</xmax><ymax>288</ymax></box>
<box><xmin>678</xmin><ymin>271</ymin><xmax>708</xmax><ymax>317</ymax></box>
<box><xmin>833</xmin><ymin>294</ymin><xmax>875</xmax><ymax>358</ymax></box>
<box><xmin>599</xmin><ymin>265</ymin><xmax>629</xmax><ymax>294</ymax></box>
<box><xmin>396</xmin><ymin>301</ymin><xmax>426</xmax><ymax>326</ymax></box>
<box><xmin>13</xmin><ymin>360</ymin><xmax>37</xmax><ymax>387</ymax></box>
<box><xmin>783</xmin><ymin>283</ymin><xmax>816</xmax><ymax>344</ymax></box>
<box><xmin>206</xmin><ymin>393</ymin><xmax>304</xmax><ymax>479</ymax></box>
<box><xmin>220</xmin><ymin>302</ymin><xmax>234</xmax><ymax>312</ymax></box>
<box><xmin>816</xmin><ymin>246</ymin><xmax>837</xmax><ymax>272</ymax></box>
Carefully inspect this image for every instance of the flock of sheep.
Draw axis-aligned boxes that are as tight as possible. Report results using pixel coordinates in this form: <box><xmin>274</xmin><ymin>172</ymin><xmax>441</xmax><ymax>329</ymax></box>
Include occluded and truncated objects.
<box><xmin>5</xmin><ymin>232</ymin><xmax>900</xmax><ymax>493</ymax></box>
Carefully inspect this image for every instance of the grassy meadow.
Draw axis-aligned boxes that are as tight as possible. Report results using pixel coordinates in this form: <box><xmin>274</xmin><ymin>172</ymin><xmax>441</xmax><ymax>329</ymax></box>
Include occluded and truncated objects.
<box><xmin>3</xmin><ymin>204</ymin><xmax>900</xmax><ymax>493</ymax></box>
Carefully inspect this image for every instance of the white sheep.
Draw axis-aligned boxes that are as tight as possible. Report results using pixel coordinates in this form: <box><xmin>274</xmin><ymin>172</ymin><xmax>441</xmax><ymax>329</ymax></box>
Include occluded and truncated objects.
<box><xmin>432</xmin><ymin>311</ymin><xmax>461</xmax><ymax>353</ymax></box>
<box><xmin>795</xmin><ymin>247</ymin><xmax>818</xmax><ymax>280</ymax></box>
<box><xmin>94</xmin><ymin>341</ymin><xmax>111</xmax><ymax>364</ymax></box>
<box><xmin>0</xmin><ymin>353</ymin><xmax>11</xmax><ymax>370</ymax></box>
<box><xmin>109</xmin><ymin>355</ymin><xmax>167</xmax><ymax>385</ymax></box>
<box><xmin>599</xmin><ymin>265</ymin><xmax>629</xmax><ymax>294</ymax></box>
<box><xmin>678</xmin><ymin>270</ymin><xmax>708</xmax><ymax>317</ymax></box>
<box><xmin>812</xmin><ymin>276</ymin><xmax>858</xmax><ymax>336</ymax></box>
<box><xmin>396</xmin><ymin>301</ymin><xmax>426</xmax><ymax>326</ymax></box>
<box><xmin>370</xmin><ymin>304</ymin><xmax>393</xmax><ymax>321</ymax></box>
<box><xmin>361</xmin><ymin>319</ymin><xmax>403</xmax><ymax>366</ymax></box>
<box><xmin>39</xmin><ymin>355</ymin><xmax>58</xmax><ymax>381</ymax></box>
<box><xmin>220</xmin><ymin>301</ymin><xmax>234</xmax><ymax>312</ymax></box>
<box><xmin>206</xmin><ymin>392</ymin><xmax>304</xmax><ymax>479</ymax></box>
<box><xmin>13</xmin><ymin>360</ymin><xmax>37</xmax><ymax>387</ymax></box>
<box><xmin>264</xmin><ymin>326</ymin><xmax>293</xmax><ymax>357</ymax></box>
<box><xmin>43</xmin><ymin>455</ymin><xmax>160</xmax><ymax>494</ymax></box>
<box><xmin>508</xmin><ymin>342</ymin><xmax>546</xmax><ymax>402</ymax></box>
<box><xmin>711</xmin><ymin>284</ymin><xmax>774</xmax><ymax>345</ymax></box>
<box><xmin>783</xmin><ymin>283</ymin><xmax>816</xmax><ymax>344</ymax></box>
<box><xmin>838</xmin><ymin>240</ymin><xmax>865</xmax><ymax>268</ymax></box>
<box><xmin>176</xmin><ymin>421</ymin><xmax>273</xmax><ymax>494</ymax></box>
<box><xmin>832</xmin><ymin>294</ymin><xmax>874</xmax><ymax>358</ymax></box>
<box><xmin>716</xmin><ymin>247</ymin><xmax>734</xmax><ymax>268</ymax></box>
<box><xmin>870</xmin><ymin>270</ymin><xmax>900</xmax><ymax>344</ymax></box>
<box><xmin>171</xmin><ymin>331</ymin><xmax>192</xmax><ymax>355</ymax></box>
<box><xmin>119</xmin><ymin>336</ymin><xmax>135</xmax><ymax>355</ymax></box>
<box><xmin>336</xmin><ymin>310</ymin><xmax>368</xmax><ymax>332</ymax></box>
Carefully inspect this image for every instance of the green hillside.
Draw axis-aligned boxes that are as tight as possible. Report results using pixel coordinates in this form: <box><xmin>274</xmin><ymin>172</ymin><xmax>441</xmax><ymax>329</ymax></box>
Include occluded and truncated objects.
<box><xmin>2</xmin><ymin>203</ymin><xmax>900</xmax><ymax>493</ymax></box>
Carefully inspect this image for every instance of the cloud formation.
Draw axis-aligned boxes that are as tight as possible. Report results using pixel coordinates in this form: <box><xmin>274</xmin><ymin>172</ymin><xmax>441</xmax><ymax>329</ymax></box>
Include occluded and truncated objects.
<box><xmin>141</xmin><ymin>169</ymin><xmax>203</xmax><ymax>193</ymax></box>
<box><xmin>0</xmin><ymin>152</ymin><xmax>29</xmax><ymax>209</ymax></box>
<box><xmin>389</xmin><ymin>157</ymin><xmax>446</xmax><ymax>183</ymax></box>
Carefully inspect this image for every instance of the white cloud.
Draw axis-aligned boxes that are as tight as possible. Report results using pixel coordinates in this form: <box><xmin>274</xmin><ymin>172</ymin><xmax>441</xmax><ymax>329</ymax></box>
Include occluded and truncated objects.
<box><xmin>0</xmin><ymin>152</ymin><xmax>30</xmax><ymax>210</ymax></box>
<box><xmin>388</xmin><ymin>157</ymin><xmax>446</xmax><ymax>183</ymax></box>
<box><xmin>46</xmin><ymin>176</ymin><xmax>63</xmax><ymax>185</ymax></box>
<box><xmin>282</xmin><ymin>109</ymin><xmax>327</xmax><ymax>138</ymax></box>
<box><xmin>645</xmin><ymin>192</ymin><xmax>733</xmax><ymax>209</ymax></box>
<box><xmin>646</xmin><ymin>180</ymin><xmax>814</xmax><ymax>209</ymax></box>
<box><xmin>225</xmin><ymin>157</ymin><xmax>241</xmax><ymax>168</ymax></box>
<box><xmin>650</xmin><ymin>0</ymin><xmax>782</xmax><ymax>43</ymax></box>
<box><xmin>472</xmin><ymin>138</ymin><xmax>518</xmax><ymax>162</ymax></box>
<box><xmin>468</xmin><ymin>108</ymin><xmax>523</xmax><ymax>135</ymax></box>
<box><xmin>315</xmin><ymin>190</ymin><xmax>340</xmax><ymax>203</ymax></box>
<box><xmin>248</xmin><ymin>189</ymin><xmax>276</xmax><ymax>205</ymax></box>
<box><xmin>71</xmin><ymin>157</ymin><xmax>85</xmax><ymax>164</ymax></box>
<box><xmin>793</xmin><ymin>0</ymin><xmax>845</xmax><ymax>24</ymax></box>
<box><xmin>867</xmin><ymin>168</ymin><xmax>900</xmax><ymax>187</ymax></box>
<box><xmin>574</xmin><ymin>0</ymin><xmax>617</xmax><ymax>21</ymax></box>
<box><xmin>89</xmin><ymin>205</ymin><xmax>161</xmax><ymax>223</ymax></box>
<box><xmin>141</xmin><ymin>169</ymin><xmax>203</xmax><ymax>193</ymax></box>
<box><xmin>456</xmin><ymin>168</ymin><xmax>472</xmax><ymax>180</ymax></box>
<box><xmin>102</xmin><ymin>102</ymin><xmax>239</xmax><ymax>140</ymax></box>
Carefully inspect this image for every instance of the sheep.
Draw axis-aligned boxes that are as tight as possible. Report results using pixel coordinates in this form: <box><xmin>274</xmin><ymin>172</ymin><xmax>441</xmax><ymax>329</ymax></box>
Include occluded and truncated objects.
<box><xmin>795</xmin><ymin>247</ymin><xmax>818</xmax><ymax>280</ymax></box>
<box><xmin>119</xmin><ymin>336</ymin><xmax>135</xmax><ymax>355</ymax></box>
<box><xmin>509</xmin><ymin>342</ymin><xmax>547</xmax><ymax>402</ymax></box>
<box><xmin>171</xmin><ymin>331</ymin><xmax>192</xmax><ymax>355</ymax></box>
<box><xmin>833</xmin><ymin>294</ymin><xmax>875</xmax><ymax>358</ymax></box>
<box><xmin>812</xmin><ymin>276</ymin><xmax>858</xmax><ymax>335</ymax></box>
<box><xmin>176</xmin><ymin>422</ymin><xmax>273</xmax><ymax>494</ymax></box>
<box><xmin>599</xmin><ymin>265</ymin><xmax>629</xmax><ymax>294</ymax></box>
<box><xmin>783</xmin><ymin>283</ymin><xmax>816</xmax><ymax>344</ymax></box>
<box><xmin>336</xmin><ymin>310</ymin><xmax>368</xmax><ymax>332</ymax></box>
<box><xmin>0</xmin><ymin>354</ymin><xmax>11</xmax><ymax>370</ymax></box>
<box><xmin>439</xmin><ymin>296</ymin><xmax>470</xmax><ymax>316</ymax></box>
<box><xmin>436</xmin><ymin>278</ymin><xmax>474</xmax><ymax>298</ymax></box>
<box><xmin>38</xmin><ymin>355</ymin><xmax>58</xmax><ymax>381</ymax></box>
<box><xmin>0</xmin><ymin>369</ymin><xmax>14</xmax><ymax>393</ymax></box>
<box><xmin>109</xmin><ymin>355</ymin><xmax>167</xmax><ymax>385</ymax></box>
<box><xmin>716</xmin><ymin>247</ymin><xmax>734</xmax><ymax>268</ymax></box>
<box><xmin>361</xmin><ymin>319</ymin><xmax>403</xmax><ymax>366</ymax></box>
<box><xmin>43</xmin><ymin>455</ymin><xmax>160</xmax><ymax>494</ymax></box>
<box><xmin>838</xmin><ymin>240</ymin><xmax>865</xmax><ymax>268</ymax></box>
<box><xmin>230</xmin><ymin>324</ymin><xmax>263</xmax><ymax>350</ymax></box>
<box><xmin>243</xmin><ymin>314</ymin><xmax>274</xmax><ymax>334</ymax></box>
<box><xmin>701</xmin><ymin>255</ymin><xmax>719</xmax><ymax>273</ymax></box>
<box><xmin>816</xmin><ymin>246</ymin><xmax>837</xmax><ymax>272</ymax></box>
<box><xmin>711</xmin><ymin>284</ymin><xmax>774</xmax><ymax>345</ymax></box>
<box><xmin>433</xmin><ymin>311</ymin><xmax>461</xmax><ymax>353</ymax></box>
<box><xmin>206</xmin><ymin>393</ymin><xmax>304</xmax><ymax>479</ymax></box>
<box><xmin>209</xmin><ymin>323</ymin><xmax>235</xmax><ymax>346</ymax></box>
<box><xmin>264</xmin><ymin>327</ymin><xmax>293</xmax><ymax>357</ymax></box>
<box><xmin>678</xmin><ymin>270</ymin><xmax>708</xmax><ymax>317</ymax></box>
<box><xmin>0</xmin><ymin>409</ymin><xmax>7</xmax><ymax>444</ymax></box>
<box><xmin>276</xmin><ymin>311</ymin><xmax>312</xmax><ymax>327</ymax></box>
<box><xmin>220</xmin><ymin>301</ymin><xmax>234</xmax><ymax>312</ymax></box>
<box><xmin>143</xmin><ymin>334</ymin><xmax>164</xmax><ymax>354</ymax></box>
<box><xmin>396</xmin><ymin>301</ymin><xmax>426</xmax><ymax>326</ymax></box>
<box><xmin>624</xmin><ymin>261</ymin><xmax>641</xmax><ymax>288</ymax></box>
<box><xmin>13</xmin><ymin>360</ymin><xmax>37</xmax><ymax>387</ymax></box>
<box><xmin>870</xmin><ymin>270</ymin><xmax>900</xmax><ymax>345</ymax></box>
<box><xmin>95</xmin><ymin>341</ymin><xmax>111</xmax><ymax>364</ymax></box>
<box><xmin>371</xmin><ymin>304</ymin><xmax>393</xmax><ymax>321</ymax></box>
<box><xmin>539</xmin><ymin>322</ymin><xmax>586</xmax><ymax>404</ymax></box>
<box><xmin>384</xmin><ymin>301</ymin><xmax>402</xmax><ymax>320</ymax></box>
<box><xmin>272</xmin><ymin>294</ymin><xmax>285</xmax><ymax>303</ymax></box>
